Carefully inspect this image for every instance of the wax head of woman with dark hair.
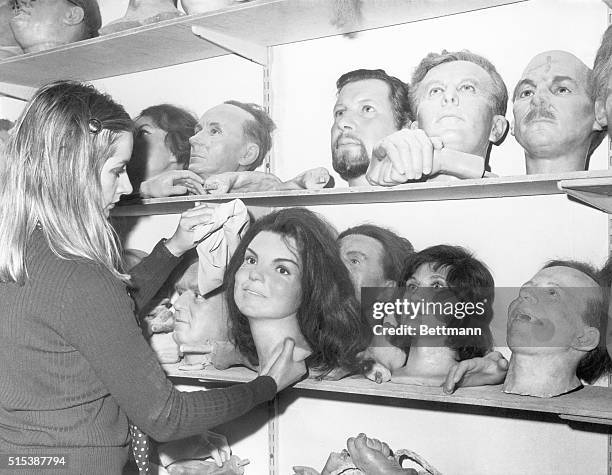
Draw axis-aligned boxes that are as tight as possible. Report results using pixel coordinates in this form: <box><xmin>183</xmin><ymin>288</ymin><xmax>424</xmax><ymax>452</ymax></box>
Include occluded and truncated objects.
<box><xmin>400</xmin><ymin>244</ymin><xmax>494</xmax><ymax>361</ymax></box>
<box><xmin>224</xmin><ymin>207</ymin><xmax>371</xmax><ymax>376</ymax></box>
<box><xmin>129</xmin><ymin>104</ymin><xmax>197</xmax><ymax>188</ymax></box>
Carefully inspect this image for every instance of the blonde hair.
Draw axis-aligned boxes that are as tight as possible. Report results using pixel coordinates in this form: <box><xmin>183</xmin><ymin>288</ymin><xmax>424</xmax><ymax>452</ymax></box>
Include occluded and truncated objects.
<box><xmin>0</xmin><ymin>81</ymin><xmax>133</xmax><ymax>284</ymax></box>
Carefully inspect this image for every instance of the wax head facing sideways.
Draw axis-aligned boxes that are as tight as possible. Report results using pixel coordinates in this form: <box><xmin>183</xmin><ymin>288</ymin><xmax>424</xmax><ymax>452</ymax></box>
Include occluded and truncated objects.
<box><xmin>512</xmin><ymin>51</ymin><xmax>601</xmax><ymax>171</ymax></box>
<box><xmin>507</xmin><ymin>266</ymin><xmax>601</xmax><ymax>353</ymax></box>
<box><xmin>188</xmin><ymin>103</ymin><xmax>262</xmax><ymax>178</ymax></box>
<box><xmin>10</xmin><ymin>0</ymin><xmax>101</xmax><ymax>53</ymax></box>
<box><xmin>173</xmin><ymin>261</ymin><xmax>230</xmax><ymax>348</ymax></box>
<box><xmin>131</xmin><ymin>115</ymin><xmax>179</xmax><ymax>181</ymax></box>
<box><xmin>339</xmin><ymin>234</ymin><xmax>393</xmax><ymax>296</ymax></box>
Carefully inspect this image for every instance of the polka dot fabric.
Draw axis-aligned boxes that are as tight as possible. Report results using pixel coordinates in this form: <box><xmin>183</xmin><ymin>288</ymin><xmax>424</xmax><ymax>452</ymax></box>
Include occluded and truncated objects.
<box><xmin>130</xmin><ymin>423</ymin><xmax>150</xmax><ymax>474</ymax></box>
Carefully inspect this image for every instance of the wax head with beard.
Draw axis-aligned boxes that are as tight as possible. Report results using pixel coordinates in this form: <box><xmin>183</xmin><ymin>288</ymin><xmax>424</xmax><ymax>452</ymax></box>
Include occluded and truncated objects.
<box><xmin>512</xmin><ymin>51</ymin><xmax>604</xmax><ymax>174</ymax></box>
<box><xmin>331</xmin><ymin>69</ymin><xmax>411</xmax><ymax>186</ymax></box>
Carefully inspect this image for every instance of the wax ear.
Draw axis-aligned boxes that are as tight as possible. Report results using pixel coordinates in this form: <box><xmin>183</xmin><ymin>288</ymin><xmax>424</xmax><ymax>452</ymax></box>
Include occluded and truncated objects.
<box><xmin>238</xmin><ymin>142</ymin><xmax>259</xmax><ymax>168</ymax></box>
<box><xmin>489</xmin><ymin>115</ymin><xmax>509</xmax><ymax>145</ymax></box>
<box><xmin>595</xmin><ymin>99</ymin><xmax>608</xmax><ymax>129</ymax></box>
<box><xmin>64</xmin><ymin>5</ymin><xmax>85</xmax><ymax>26</ymax></box>
<box><xmin>573</xmin><ymin>326</ymin><xmax>600</xmax><ymax>352</ymax></box>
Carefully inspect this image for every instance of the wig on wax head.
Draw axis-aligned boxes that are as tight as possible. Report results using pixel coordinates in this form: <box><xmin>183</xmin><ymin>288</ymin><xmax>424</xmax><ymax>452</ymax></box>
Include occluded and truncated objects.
<box><xmin>224</xmin><ymin>207</ymin><xmax>371</xmax><ymax>374</ymax></box>
<box><xmin>400</xmin><ymin>244</ymin><xmax>495</xmax><ymax>360</ymax></box>
<box><xmin>0</xmin><ymin>80</ymin><xmax>133</xmax><ymax>284</ymax></box>
<box><xmin>136</xmin><ymin>103</ymin><xmax>197</xmax><ymax>169</ymax></box>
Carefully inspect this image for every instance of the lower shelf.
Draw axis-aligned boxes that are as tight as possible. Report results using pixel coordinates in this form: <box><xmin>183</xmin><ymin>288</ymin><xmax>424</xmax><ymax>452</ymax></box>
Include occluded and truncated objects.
<box><xmin>164</xmin><ymin>364</ymin><xmax>612</xmax><ymax>425</ymax></box>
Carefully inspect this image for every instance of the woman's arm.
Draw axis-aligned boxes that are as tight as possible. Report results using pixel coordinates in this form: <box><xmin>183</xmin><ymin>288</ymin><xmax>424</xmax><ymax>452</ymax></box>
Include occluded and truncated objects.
<box><xmin>59</xmin><ymin>263</ymin><xmax>281</xmax><ymax>442</ymax></box>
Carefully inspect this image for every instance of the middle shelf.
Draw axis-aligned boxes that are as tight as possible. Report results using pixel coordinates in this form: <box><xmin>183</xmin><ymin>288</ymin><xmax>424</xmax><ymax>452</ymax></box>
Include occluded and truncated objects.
<box><xmin>112</xmin><ymin>170</ymin><xmax>612</xmax><ymax>216</ymax></box>
<box><xmin>165</xmin><ymin>364</ymin><xmax>612</xmax><ymax>426</ymax></box>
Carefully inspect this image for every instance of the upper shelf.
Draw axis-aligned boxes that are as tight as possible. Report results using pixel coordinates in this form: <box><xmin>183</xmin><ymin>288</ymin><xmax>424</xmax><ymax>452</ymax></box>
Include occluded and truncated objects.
<box><xmin>165</xmin><ymin>364</ymin><xmax>612</xmax><ymax>426</ymax></box>
<box><xmin>111</xmin><ymin>170</ymin><xmax>612</xmax><ymax>216</ymax></box>
<box><xmin>0</xmin><ymin>0</ymin><xmax>525</xmax><ymax>87</ymax></box>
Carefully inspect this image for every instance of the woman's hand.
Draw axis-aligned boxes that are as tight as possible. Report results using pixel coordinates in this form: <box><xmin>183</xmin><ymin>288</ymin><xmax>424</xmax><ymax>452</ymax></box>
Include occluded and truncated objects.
<box><xmin>164</xmin><ymin>203</ymin><xmax>217</xmax><ymax>257</ymax></box>
<box><xmin>261</xmin><ymin>339</ymin><xmax>307</xmax><ymax>392</ymax></box>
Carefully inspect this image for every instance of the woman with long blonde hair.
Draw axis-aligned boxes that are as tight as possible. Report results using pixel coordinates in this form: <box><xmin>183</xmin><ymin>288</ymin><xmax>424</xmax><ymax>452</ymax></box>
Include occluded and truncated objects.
<box><xmin>0</xmin><ymin>81</ymin><xmax>304</xmax><ymax>474</ymax></box>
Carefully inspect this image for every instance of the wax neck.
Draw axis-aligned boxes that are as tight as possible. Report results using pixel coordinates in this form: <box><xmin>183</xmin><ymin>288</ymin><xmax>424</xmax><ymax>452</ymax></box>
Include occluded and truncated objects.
<box><xmin>248</xmin><ymin>314</ymin><xmax>311</xmax><ymax>370</ymax></box>
<box><xmin>404</xmin><ymin>344</ymin><xmax>457</xmax><ymax>379</ymax></box>
<box><xmin>503</xmin><ymin>351</ymin><xmax>582</xmax><ymax>397</ymax></box>
<box><xmin>525</xmin><ymin>150</ymin><xmax>587</xmax><ymax>174</ymax></box>
<box><xmin>347</xmin><ymin>174</ymin><xmax>370</xmax><ymax>187</ymax></box>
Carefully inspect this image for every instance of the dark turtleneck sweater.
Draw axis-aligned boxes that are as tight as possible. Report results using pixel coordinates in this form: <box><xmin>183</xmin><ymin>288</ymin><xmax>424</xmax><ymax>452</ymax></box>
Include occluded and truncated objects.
<box><xmin>0</xmin><ymin>229</ymin><xmax>276</xmax><ymax>474</ymax></box>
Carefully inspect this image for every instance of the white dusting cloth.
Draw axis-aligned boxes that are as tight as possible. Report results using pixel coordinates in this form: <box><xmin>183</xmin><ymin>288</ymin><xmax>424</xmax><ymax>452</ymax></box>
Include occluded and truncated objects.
<box><xmin>195</xmin><ymin>199</ymin><xmax>249</xmax><ymax>294</ymax></box>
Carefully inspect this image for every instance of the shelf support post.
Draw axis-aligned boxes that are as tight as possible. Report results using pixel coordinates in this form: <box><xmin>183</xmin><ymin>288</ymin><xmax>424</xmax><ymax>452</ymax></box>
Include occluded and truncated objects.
<box><xmin>191</xmin><ymin>25</ymin><xmax>268</xmax><ymax>66</ymax></box>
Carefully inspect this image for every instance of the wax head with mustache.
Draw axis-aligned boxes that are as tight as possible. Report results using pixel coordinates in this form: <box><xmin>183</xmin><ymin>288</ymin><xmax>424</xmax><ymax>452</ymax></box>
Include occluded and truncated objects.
<box><xmin>512</xmin><ymin>51</ymin><xmax>604</xmax><ymax>174</ymax></box>
<box><xmin>331</xmin><ymin>69</ymin><xmax>411</xmax><ymax>186</ymax></box>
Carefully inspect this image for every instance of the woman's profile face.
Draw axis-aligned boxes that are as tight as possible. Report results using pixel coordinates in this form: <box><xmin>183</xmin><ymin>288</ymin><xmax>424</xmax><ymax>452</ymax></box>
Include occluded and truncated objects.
<box><xmin>100</xmin><ymin>131</ymin><xmax>133</xmax><ymax>217</ymax></box>
<box><xmin>131</xmin><ymin>116</ymin><xmax>178</xmax><ymax>180</ymax></box>
<box><xmin>234</xmin><ymin>231</ymin><xmax>303</xmax><ymax>320</ymax></box>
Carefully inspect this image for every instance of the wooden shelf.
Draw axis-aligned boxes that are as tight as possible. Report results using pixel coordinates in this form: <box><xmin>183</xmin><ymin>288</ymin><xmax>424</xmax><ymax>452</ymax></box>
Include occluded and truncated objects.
<box><xmin>0</xmin><ymin>0</ymin><xmax>524</xmax><ymax>87</ymax></box>
<box><xmin>111</xmin><ymin>170</ymin><xmax>612</xmax><ymax>216</ymax></box>
<box><xmin>165</xmin><ymin>364</ymin><xmax>612</xmax><ymax>425</ymax></box>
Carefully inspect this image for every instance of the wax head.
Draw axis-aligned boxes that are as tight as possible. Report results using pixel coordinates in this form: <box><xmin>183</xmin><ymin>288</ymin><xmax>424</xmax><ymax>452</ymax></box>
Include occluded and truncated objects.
<box><xmin>10</xmin><ymin>0</ymin><xmax>101</xmax><ymax>53</ymax></box>
<box><xmin>188</xmin><ymin>103</ymin><xmax>260</xmax><ymax>177</ymax></box>
<box><xmin>338</xmin><ymin>224</ymin><xmax>414</xmax><ymax>300</ymax></box>
<box><xmin>413</xmin><ymin>60</ymin><xmax>506</xmax><ymax>158</ymax></box>
<box><xmin>131</xmin><ymin>115</ymin><xmax>179</xmax><ymax>181</ymax></box>
<box><xmin>0</xmin><ymin>0</ymin><xmax>21</xmax><ymax>55</ymax></box>
<box><xmin>172</xmin><ymin>261</ymin><xmax>230</xmax><ymax>348</ymax></box>
<box><xmin>507</xmin><ymin>266</ymin><xmax>601</xmax><ymax>353</ymax></box>
<box><xmin>129</xmin><ymin>104</ymin><xmax>196</xmax><ymax>185</ymax></box>
<box><xmin>339</xmin><ymin>234</ymin><xmax>393</xmax><ymax>298</ymax></box>
<box><xmin>594</xmin><ymin>25</ymin><xmax>612</xmax><ymax>138</ymax></box>
<box><xmin>512</xmin><ymin>51</ymin><xmax>600</xmax><ymax>171</ymax></box>
<box><xmin>234</xmin><ymin>231</ymin><xmax>302</xmax><ymax>320</ymax></box>
<box><xmin>331</xmin><ymin>69</ymin><xmax>410</xmax><ymax>185</ymax></box>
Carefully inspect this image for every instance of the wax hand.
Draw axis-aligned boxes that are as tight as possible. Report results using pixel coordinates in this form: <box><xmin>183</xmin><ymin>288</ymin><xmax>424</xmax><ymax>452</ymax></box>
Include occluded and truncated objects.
<box><xmin>142</xmin><ymin>298</ymin><xmax>174</xmax><ymax>335</ymax></box>
<box><xmin>164</xmin><ymin>204</ymin><xmax>218</xmax><ymax>257</ymax></box>
<box><xmin>288</xmin><ymin>167</ymin><xmax>334</xmax><ymax>189</ymax></box>
<box><xmin>292</xmin><ymin>466</ymin><xmax>320</xmax><ymax>475</ymax></box>
<box><xmin>202</xmin><ymin>431</ymin><xmax>231</xmax><ymax>467</ymax></box>
<box><xmin>366</xmin><ymin>126</ymin><xmax>444</xmax><ymax>186</ymax></box>
<box><xmin>347</xmin><ymin>433</ymin><xmax>408</xmax><ymax>475</ymax></box>
<box><xmin>260</xmin><ymin>338</ymin><xmax>307</xmax><ymax>392</ymax></box>
<box><xmin>442</xmin><ymin>350</ymin><xmax>508</xmax><ymax>394</ymax></box>
<box><xmin>204</xmin><ymin>172</ymin><xmax>240</xmax><ymax>194</ymax></box>
<box><xmin>140</xmin><ymin>170</ymin><xmax>205</xmax><ymax>197</ymax></box>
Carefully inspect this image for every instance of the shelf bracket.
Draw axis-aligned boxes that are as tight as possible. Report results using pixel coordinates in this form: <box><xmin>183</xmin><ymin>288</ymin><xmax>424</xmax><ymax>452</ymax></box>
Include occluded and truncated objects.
<box><xmin>191</xmin><ymin>25</ymin><xmax>268</xmax><ymax>66</ymax></box>
<box><xmin>558</xmin><ymin>177</ymin><xmax>612</xmax><ymax>214</ymax></box>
